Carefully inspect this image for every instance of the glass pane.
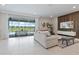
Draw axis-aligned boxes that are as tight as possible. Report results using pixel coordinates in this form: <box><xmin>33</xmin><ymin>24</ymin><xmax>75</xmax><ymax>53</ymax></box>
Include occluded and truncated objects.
<box><xmin>9</xmin><ymin>19</ymin><xmax>35</xmax><ymax>37</ymax></box>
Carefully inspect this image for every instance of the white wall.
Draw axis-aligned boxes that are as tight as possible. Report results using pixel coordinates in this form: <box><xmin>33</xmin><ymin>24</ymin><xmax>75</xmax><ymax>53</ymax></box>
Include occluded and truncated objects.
<box><xmin>52</xmin><ymin>17</ymin><xmax>58</xmax><ymax>34</ymax></box>
<box><xmin>35</xmin><ymin>17</ymin><xmax>39</xmax><ymax>31</ymax></box>
<box><xmin>35</xmin><ymin>17</ymin><xmax>53</xmax><ymax>31</ymax></box>
<box><xmin>0</xmin><ymin>13</ymin><xmax>9</xmax><ymax>40</ymax></box>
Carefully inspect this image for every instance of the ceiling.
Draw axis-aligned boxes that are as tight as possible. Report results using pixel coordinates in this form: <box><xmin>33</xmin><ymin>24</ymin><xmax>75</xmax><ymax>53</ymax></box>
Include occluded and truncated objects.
<box><xmin>0</xmin><ymin>4</ymin><xmax>79</xmax><ymax>17</ymax></box>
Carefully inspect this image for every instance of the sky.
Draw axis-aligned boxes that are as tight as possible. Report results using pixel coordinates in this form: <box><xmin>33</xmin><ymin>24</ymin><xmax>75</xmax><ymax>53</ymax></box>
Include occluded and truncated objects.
<box><xmin>9</xmin><ymin>21</ymin><xmax>35</xmax><ymax>27</ymax></box>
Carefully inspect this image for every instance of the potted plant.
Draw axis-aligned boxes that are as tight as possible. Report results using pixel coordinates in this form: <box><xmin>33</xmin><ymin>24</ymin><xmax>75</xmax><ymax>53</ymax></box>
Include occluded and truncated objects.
<box><xmin>46</xmin><ymin>23</ymin><xmax>54</xmax><ymax>35</ymax></box>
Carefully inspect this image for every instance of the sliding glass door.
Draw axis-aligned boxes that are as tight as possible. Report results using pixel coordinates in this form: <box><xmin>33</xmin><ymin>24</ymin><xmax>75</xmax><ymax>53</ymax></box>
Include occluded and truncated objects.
<box><xmin>9</xmin><ymin>18</ymin><xmax>35</xmax><ymax>37</ymax></box>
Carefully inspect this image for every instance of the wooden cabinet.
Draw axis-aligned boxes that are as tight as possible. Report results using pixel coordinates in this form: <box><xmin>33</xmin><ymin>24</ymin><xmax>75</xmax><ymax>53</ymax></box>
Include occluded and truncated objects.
<box><xmin>58</xmin><ymin>14</ymin><xmax>73</xmax><ymax>31</ymax></box>
<box><xmin>58</xmin><ymin>11</ymin><xmax>79</xmax><ymax>38</ymax></box>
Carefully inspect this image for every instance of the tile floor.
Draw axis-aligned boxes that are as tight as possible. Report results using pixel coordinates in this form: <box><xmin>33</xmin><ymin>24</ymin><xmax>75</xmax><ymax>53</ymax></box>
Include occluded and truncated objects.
<box><xmin>0</xmin><ymin>36</ymin><xmax>79</xmax><ymax>55</ymax></box>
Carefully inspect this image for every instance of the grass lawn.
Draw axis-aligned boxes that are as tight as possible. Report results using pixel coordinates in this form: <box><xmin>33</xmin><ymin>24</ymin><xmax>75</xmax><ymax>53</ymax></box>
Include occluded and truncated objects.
<box><xmin>9</xmin><ymin>26</ymin><xmax>35</xmax><ymax>32</ymax></box>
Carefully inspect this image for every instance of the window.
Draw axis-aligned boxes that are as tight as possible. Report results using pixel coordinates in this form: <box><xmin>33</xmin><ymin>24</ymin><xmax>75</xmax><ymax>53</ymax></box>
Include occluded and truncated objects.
<box><xmin>9</xmin><ymin>18</ymin><xmax>35</xmax><ymax>37</ymax></box>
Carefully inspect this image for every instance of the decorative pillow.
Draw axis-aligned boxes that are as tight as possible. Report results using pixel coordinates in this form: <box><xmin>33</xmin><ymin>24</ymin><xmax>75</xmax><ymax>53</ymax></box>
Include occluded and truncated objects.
<box><xmin>46</xmin><ymin>34</ymin><xmax>51</xmax><ymax>37</ymax></box>
<box><xmin>38</xmin><ymin>31</ymin><xmax>51</xmax><ymax>37</ymax></box>
<box><xmin>42</xmin><ymin>31</ymin><xmax>51</xmax><ymax>37</ymax></box>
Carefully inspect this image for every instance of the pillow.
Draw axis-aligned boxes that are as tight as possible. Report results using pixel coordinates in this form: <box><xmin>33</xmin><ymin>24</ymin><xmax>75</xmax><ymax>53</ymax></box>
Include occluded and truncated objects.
<box><xmin>46</xmin><ymin>34</ymin><xmax>51</xmax><ymax>37</ymax></box>
<box><xmin>42</xmin><ymin>31</ymin><xmax>50</xmax><ymax>34</ymax></box>
<box><xmin>42</xmin><ymin>31</ymin><xmax>51</xmax><ymax>37</ymax></box>
<box><xmin>38</xmin><ymin>31</ymin><xmax>51</xmax><ymax>37</ymax></box>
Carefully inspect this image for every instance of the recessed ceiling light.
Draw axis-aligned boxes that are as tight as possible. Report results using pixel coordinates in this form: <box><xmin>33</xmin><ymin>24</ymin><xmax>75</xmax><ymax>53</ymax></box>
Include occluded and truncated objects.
<box><xmin>73</xmin><ymin>6</ymin><xmax>76</xmax><ymax>9</ymax></box>
<box><xmin>50</xmin><ymin>16</ymin><xmax>53</xmax><ymax>18</ymax></box>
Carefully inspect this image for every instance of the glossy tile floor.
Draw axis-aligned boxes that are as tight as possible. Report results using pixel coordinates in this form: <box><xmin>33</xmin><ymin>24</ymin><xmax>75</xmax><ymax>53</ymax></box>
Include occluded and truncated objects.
<box><xmin>0</xmin><ymin>36</ymin><xmax>79</xmax><ymax>55</ymax></box>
